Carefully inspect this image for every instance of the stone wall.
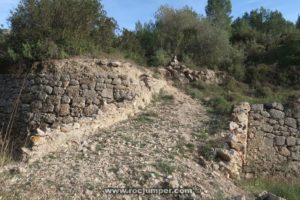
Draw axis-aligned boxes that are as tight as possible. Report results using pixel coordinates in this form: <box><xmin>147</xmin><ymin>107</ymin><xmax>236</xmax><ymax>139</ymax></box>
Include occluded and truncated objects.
<box><xmin>216</xmin><ymin>102</ymin><xmax>250</xmax><ymax>179</ymax></box>
<box><xmin>0</xmin><ymin>74</ymin><xmax>29</xmax><ymax>145</ymax></box>
<box><xmin>165</xmin><ymin>59</ymin><xmax>228</xmax><ymax>84</ymax></box>
<box><xmin>0</xmin><ymin>58</ymin><xmax>166</xmax><ymax>161</ymax></box>
<box><xmin>245</xmin><ymin>101</ymin><xmax>300</xmax><ymax>178</ymax></box>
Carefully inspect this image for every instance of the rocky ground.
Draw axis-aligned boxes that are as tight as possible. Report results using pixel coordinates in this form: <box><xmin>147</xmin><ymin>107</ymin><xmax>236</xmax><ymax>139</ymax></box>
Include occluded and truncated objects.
<box><xmin>0</xmin><ymin>85</ymin><xmax>250</xmax><ymax>200</ymax></box>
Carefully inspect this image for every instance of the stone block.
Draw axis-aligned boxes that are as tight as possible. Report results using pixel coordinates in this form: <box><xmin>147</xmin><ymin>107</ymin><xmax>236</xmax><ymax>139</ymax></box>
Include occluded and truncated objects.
<box><xmin>59</xmin><ymin>104</ymin><xmax>70</xmax><ymax>116</ymax></box>
<box><xmin>261</xmin><ymin>111</ymin><xmax>270</xmax><ymax>118</ymax></box>
<box><xmin>275</xmin><ymin>136</ymin><xmax>286</xmax><ymax>146</ymax></box>
<box><xmin>61</xmin><ymin>95</ymin><xmax>71</xmax><ymax>104</ymax></box>
<box><xmin>72</xmin><ymin>97</ymin><xmax>86</xmax><ymax>108</ymax></box>
<box><xmin>279</xmin><ymin>147</ymin><xmax>290</xmax><ymax>157</ymax></box>
<box><xmin>287</xmin><ymin>137</ymin><xmax>297</xmax><ymax>146</ymax></box>
<box><xmin>251</xmin><ymin>104</ymin><xmax>264</xmax><ymax>111</ymax></box>
<box><xmin>44</xmin><ymin>86</ymin><xmax>53</xmax><ymax>94</ymax></box>
<box><xmin>112</xmin><ymin>78</ymin><xmax>122</xmax><ymax>85</ymax></box>
<box><xmin>269</xmin><ymin>109</ymin><xmax>285</xmax><ymax>119</ymax></box>
<box><xmin>53</xmin><ymin>87</ymin><xmax>65</xmax><ymax>96</ymax></box>
<box><xmin>262</xmin><ymin>124</ymin><xmax>273</xmax><ymax>132</ymax></box>
<box><xmin>69</xmin><ymin>79</ymin><xmax>79</xmax><ymax>86</ymax></box>
<box><xmin>285</xmin><ymin>117</ymin><xmax>297</xmax><ymax>128</ymax></box>
<box><xmin>66</xmin><ymin>86</ymin><xmax>80</xmax><ymax>97</ymax></box>
<box><xmin>101</xmin><ymin>88</ymin><xmax>113</xmax><ymax>99</ymax></box>
<box><xmin>84</xmin><ymin>105</ymin><xmax>99</xmax><ymax>117</ymax></box>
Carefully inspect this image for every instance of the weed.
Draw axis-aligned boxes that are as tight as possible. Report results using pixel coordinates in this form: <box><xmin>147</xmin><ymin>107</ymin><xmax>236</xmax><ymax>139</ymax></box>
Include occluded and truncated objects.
<box><xmin>135</xmin><ymin>111</ymin><xmax>159</xmax><ymax>124</ymax></box>
<box><xmin>154</xmin><ymin>160</ymin><xmax>175</xmax><ymax>175</ymax></box>
<box><xmin>239</xmin><ymin>177</ymin><xmax>300</xmax><ymax>200</ymax></box>
<box><xmin>198</xmin><ymin>140</ymin><xmax>221</xmax><ymax>161</ymax></box>
<box><xmin>155</xmin><ymin>90</ymin><xmax>175</xmax><ymax>104</ymax></box>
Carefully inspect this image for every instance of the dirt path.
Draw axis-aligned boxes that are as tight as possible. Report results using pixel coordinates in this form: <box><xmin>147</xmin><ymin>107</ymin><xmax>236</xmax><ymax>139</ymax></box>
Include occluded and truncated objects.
<box><xmin>0</xmin><ymin>86</ymin><xmax>246</xmax><ymax>200</ymax></box>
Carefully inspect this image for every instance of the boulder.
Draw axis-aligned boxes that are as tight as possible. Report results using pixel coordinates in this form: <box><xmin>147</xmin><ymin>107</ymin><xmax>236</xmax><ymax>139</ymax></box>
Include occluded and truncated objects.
<box><xmin>109</xmin><ymin>61</ymin><xmax>122</xmax><ymax>67</ymax></box>
<box><xmin>258</xmin><ymin>191</ymin><xmax>286</xmax><ymax>200</ymax></box>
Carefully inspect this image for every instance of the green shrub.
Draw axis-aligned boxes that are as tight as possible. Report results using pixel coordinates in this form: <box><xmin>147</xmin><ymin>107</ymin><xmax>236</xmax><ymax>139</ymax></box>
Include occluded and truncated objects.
<box><xmin>152</xmin><ymin>49</ymin><xmax>170</xmax><ymax>66</ymax></box>
<box><xmin>208</xmin><ymin>96</ymin><xmax>232</xmax><ymax>114</ymax></box>
<box><xmin>8</xmin><ymin>0</ymin><xmax>117</xmax><ymax>61</ymax></box>
<box><xmin>240</xmin><ymin>177</ymin><xmax>300</xmax><ymax>200</ymax></box>
<box><xmin>154</xmin><ymin>160</ymin><xmax>175</xmax><ymax>175</ymax></box>
<box><xmin>255</xmin><ymin>86</ymin><xmax>273</xmax><ymax>97</ymax></box>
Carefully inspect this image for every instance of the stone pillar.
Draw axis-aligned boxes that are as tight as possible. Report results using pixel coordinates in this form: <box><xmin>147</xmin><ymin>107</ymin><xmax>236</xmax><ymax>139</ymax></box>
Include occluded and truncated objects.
<box><xmin>217</xmin><ymin>102</ymin><xmax>250</xmax><ymax>179</ymax></box>
<box><xmin>230</xmin><ymin>102</ymin><xmax>251</xmax><ymax>165</ymax></box>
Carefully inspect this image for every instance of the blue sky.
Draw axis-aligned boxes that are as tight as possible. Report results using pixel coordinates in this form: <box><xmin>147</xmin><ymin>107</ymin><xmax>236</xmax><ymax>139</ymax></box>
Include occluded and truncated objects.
<box><xmin>0</xmin><ymin>0</ymin><xmax>299</xmax><ymax>30</ymax></box>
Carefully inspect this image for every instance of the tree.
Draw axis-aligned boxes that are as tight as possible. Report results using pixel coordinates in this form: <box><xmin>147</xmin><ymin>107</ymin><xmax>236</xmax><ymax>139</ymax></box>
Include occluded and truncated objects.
<box><xmin>8</xmin><ymin>0</ymin><xmax>116</xmax><ymax>60</ymax></box>
<box><xmin>296</xmin><ymin>15</ymin><xmax>300</xmax><ymax>29</ymax></box>
<box><xmin>239</xmin><ymin>7</ymin><xmax>294</xmax><ymax>34</ymax></box>
<box><xmin>152</xmin><ymin>6</ymin><xmax>233</xmax><ymax>67</ymax></box>
<box><xmin>205</xmin><ymin>0</ymin><xmax>232</xmax><ymax>30</ymax></box>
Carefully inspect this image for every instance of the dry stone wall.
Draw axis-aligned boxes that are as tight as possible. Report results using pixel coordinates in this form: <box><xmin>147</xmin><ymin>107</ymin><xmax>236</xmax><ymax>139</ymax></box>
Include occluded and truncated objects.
<box><xmin>0</xmin><ymin>58</ymin><xmax>166</xmax><ymax>161</ymax></box>
<box><xmin>165</xmin><ymin>59</ymin><xmax>228</xmax><ymax>84</ymax></box>
<box><xmin>216</xmin><ymin>100</ymin><xmax>300</xmax><ymax>179</ymax></box>
<box><xmin>245</xmin><ymin>101</ymin><xmax>300</xmax><ymax>178</ymax></box>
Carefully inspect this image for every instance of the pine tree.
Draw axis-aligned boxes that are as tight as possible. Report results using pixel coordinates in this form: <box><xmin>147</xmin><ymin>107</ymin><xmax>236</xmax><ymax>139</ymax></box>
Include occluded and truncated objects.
<box><xmin>296</xmin><ymin>15</ymin><xmax>300</xmax><ymax>29</ymax></box>
<box><xmin>205</xmin><ymin>0</ymin><xmax>232</xmax><ymax>30</ymax></box>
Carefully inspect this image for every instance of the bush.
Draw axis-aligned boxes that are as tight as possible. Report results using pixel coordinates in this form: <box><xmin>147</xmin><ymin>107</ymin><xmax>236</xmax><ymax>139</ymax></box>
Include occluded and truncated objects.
<box><xmin>255</xmin><ymin>86</ymin><xmax>273</xmax><ymax>97</ymax></box>
<box><xmin>240</xmin><ymin>177</ymin><xmax>300</xmax><ymax>200</ymax></box>
<box><xmin>151</xmin><ymin>49</ymin><xmax>170</xmax><ymax>66</ymax></box>
<box><xmin>208</xmin><ymin>96</ymin><xmax>232</xmax><ymax>114</ymax></box>
<box><xmin>7</xmin><ymin>0</ymin><xmax>117</xmax><ymax>61</ymax></box>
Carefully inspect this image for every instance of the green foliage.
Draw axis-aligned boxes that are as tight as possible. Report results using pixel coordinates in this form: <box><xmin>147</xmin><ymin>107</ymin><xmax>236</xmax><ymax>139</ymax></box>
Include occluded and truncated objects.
<box><xmin>297</xmin><ymin>15</ymin><xmax>300</xmax><ymax>29</ymax></box>
<box><xmin>240</xmin><ymin>177</ymin><xmax>300</xmax><ymax>200</ymax></box>
<box><xmin>154</xmin><ymin>160</ymin><xmax>175</xmax><ymax>175</ymax></box>
<box><xmin>207</xmin><ymin>96</ymin><xmax>232</xmax><ymax>114</ymax></box>
<box><xmin>206</xmin><ymin>0</ymin><xmax>232</xmax><ymax>30</ymax></box>
<box><xmin>7</xmin><ymin>0</ymin><xmax>116</xmax><ymax>61</ymax></box>
<box><xmin>152</xmin><ymin>49</ymin><xmax>170</xmax><ymax>66</ymax></box>
<box><xmin>235</xmin><ymin>7</ymin><xmax>294</xmax><ymax>35</ymax></box>
<box><xmin>155</xmin><ymin>6</ymin><xmax>232</xmax><ymax>68</ymax></box>
<box><xmin>198</xmin><ymin>140</ymin><xmax>217</xmax><ymax>161</ymax></box>
<box><xmin>135</xmin><ymin>112</ymin><xmax>159</xmax><ymax>124</ymax></box>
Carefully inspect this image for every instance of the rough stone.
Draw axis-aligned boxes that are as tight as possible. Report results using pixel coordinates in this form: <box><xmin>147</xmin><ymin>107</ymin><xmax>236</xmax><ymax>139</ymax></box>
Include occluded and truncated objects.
<box><xmin>271</xmin><ymin>102</ymin><xmax>284</xmax><ymax>111</ymax></box>
<box><xmin>44</xmin><ymin>86</ymin><xmax>53</xmax><ymax>94</ymax></box>
<box><xmin>61</xmin><ymin>95</ymin><xmax>71</xmax><ymax>104</ymax></box>
<box><xmin>268</xmin><ymin>109</ymin><xmax>285</xmax><ymax>119</ymax></box>
<box><xmin>43</xmin><ymin>114</ymin><xmax>56</xmax><ymax>124</ymax></box>
<box><xmin>262</xmin><ymin>124</ymin><xmax>273</xmax><ymax>132</ymax></box>
<box><xmin>279</xmin><ymin>147</ymin><xmax>290</xmax><ymax>157</ymax></box>
<box><xmin>112</xmin><ymin>78</ymin><xmax>122</xmax><ymax>85</ymax></box>
<box><xmin>261</xmin><ymin>111</ymin><xmax>270</xmax><ymax>118</ymax></box>
<box><xmin>101</xmin><ymin>88</ymin><xmax>113</xmax><ymax>99</ymax></box>
<box><xmin>84</xmin><ymin>105</ymin><xmax>99</xmax><ymax>117</ymax></box>
<box><xmin>285</xmin><ymin>117</ymin><xmax>297</xmax><ymax>128</ymax></box>
<box><xmin>258</xmin><ymin>191</ymin><xmax>286</xmax><ymax>200</ymax></box>
<box><xmin>109</xmin><ymin>61</ymin><xmax>122</xmax><ymax>67</ymax></box>
<box><xmin>53</xmin><ymin>87</ymin><xmax>65</xmax><ymax>96</ymax></box>
<box><xmin>59</xmin><ymin>104</ymin><xmax>70</xmax><ymax>116</ymax></box>
<box><xmin>275</xmin><ymin>136</ymin><xmax>286</xmax><ymax>146</ymax></box>
<box><xmin>66</xmin><ymin>86</ymin><xmax>80</xmax><ymax>97</ymax></box>
<box><xmin>72</xmin><ymin>97</ymin><xmax>86</xmax><ymax>108</ymax></box>
<box><xmin>216</xmin><ymin>149</ymin><xmax>235</xmax><ymax>162</ymax></box>
<box><xmin>251</xmin><ymin>104</ymin><xmax>264</xmax><ymax>111</ymax></box>
<box><xmin>286</xmin><ymin>137</ymin><xmax>297</xmax><ymax>146</ymax></box>
<box><xmin>69</xmin><ymin>79</ymin><xmax>79</xmax><ymax>86</ymax></box>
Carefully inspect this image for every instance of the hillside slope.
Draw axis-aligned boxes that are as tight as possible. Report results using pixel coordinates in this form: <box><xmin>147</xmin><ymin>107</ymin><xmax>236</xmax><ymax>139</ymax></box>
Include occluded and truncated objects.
<box><xmin>0</xmin><ymin>80</ymin><xmax>251</xmax><ymax>199</ymax></box>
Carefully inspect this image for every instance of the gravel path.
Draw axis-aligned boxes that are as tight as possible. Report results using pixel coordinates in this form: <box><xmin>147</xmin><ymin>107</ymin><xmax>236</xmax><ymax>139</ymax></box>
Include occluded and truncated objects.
<box><xmin>0</xmin><ymin>86</ymin><xmax>246</xmax><ymax>200</ymax></box>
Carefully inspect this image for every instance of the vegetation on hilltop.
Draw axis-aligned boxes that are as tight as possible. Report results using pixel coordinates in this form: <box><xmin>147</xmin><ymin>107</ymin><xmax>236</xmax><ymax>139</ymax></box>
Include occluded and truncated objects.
<box><xmin>0</xmin><ymin>0</ymin><xmax>300</xmax><ymax>92</ymax></box>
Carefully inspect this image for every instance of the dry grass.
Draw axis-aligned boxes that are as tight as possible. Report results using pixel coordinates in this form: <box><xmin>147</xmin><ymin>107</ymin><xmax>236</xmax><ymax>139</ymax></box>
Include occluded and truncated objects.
<box><xmin>0</xmin><ymin>72</ymin><xmax>29</xmax><ymax>167</ymax></box>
